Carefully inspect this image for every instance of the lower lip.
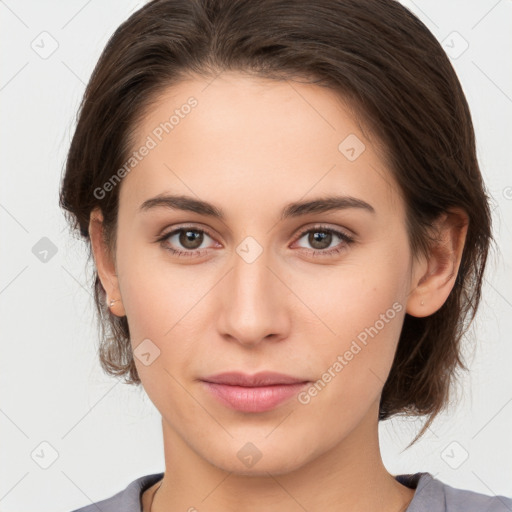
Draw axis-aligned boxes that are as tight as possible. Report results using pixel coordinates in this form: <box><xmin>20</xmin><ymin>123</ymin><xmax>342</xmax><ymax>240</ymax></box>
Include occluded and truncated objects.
<box><xmin>201</xmin><ymin>381</ymin><xmax>309</xmax><ymax>412</ymax></box>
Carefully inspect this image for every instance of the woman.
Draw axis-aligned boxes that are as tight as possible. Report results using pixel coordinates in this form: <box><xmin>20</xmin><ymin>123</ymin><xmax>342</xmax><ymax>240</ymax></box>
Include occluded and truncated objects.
<box><xmin>60</xmin><ymin>0</ymin><xmax>511</xmax><ymax>510</ymax></box>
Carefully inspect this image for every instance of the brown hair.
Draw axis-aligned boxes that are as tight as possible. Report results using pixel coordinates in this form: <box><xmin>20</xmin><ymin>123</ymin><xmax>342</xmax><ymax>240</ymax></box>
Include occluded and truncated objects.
<box><xmin>59</xmin><ymin>0</ymin><xmax>493</xmax><ymax>445</ymax></box>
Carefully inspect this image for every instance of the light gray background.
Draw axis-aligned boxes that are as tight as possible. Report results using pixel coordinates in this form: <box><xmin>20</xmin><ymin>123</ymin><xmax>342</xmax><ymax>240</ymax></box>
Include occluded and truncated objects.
<box><xmin>1</xmin><ymin>1</ymin><xmax>511</xmax><ymax>511</ymax></box>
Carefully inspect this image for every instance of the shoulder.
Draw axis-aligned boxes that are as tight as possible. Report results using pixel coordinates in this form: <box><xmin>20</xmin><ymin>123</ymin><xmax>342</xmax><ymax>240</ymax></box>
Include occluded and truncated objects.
<box><xmin>68</xmin><ymin>472</ymin><xmax>164</xmax><ymax>512</ymax></box>
<box><xmin>401</xmin><ymin>472</ymin><xmax>512</xmax><ymax>512</ymax></box>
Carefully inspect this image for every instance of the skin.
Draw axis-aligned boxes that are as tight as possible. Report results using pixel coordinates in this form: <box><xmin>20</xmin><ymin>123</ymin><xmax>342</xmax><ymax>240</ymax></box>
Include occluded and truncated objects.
<box><xmin>89</xmin><ymin>72</ymin><xmax>468</xmax><ymax>512</ymax></box>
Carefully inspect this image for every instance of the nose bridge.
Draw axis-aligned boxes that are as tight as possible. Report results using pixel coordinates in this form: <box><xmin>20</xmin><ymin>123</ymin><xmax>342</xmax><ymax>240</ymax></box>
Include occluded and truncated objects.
<box><xmin>233</xmin><ymin>242</ymin><xmax>271</xmax><ymax>302</ymax></box>
<box><xmin>217</xmin><ymin>237</ymin><xmax>289</xmax><ymax>344</ymax></box>
<box><xmin>231</xmin><ymin>239</ymin><xmax>276</xmax><ymax>315</ymax></box>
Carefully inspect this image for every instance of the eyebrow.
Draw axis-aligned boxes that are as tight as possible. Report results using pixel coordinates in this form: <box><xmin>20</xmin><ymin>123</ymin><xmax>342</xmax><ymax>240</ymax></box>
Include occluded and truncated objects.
<box><xmin>138</xmin><ymin>193</ymin><xmax>375</xmax><ymax>220</ymax></box>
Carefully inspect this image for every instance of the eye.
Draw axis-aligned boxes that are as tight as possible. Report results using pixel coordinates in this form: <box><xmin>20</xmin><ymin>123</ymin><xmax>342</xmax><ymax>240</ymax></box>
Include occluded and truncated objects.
<box><xmin>293</xmin><ymin>225</ymin><xmax>355</xmax><ymax>257</ymax></box>
<box><xmin>156</xmin><ymin>226</ymin><xmax>217</xmax><ymax>258</ymax></box>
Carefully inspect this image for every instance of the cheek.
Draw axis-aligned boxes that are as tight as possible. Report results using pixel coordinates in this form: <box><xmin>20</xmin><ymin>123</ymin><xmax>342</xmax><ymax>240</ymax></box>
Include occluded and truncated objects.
<box><xmin>291</xmin><ymin>256</ymin><xmax>406</xmax><ymax>348</ymax></box>
<box><xmin>293</xmin><ymin>294</ymin><xmax>405</xmax><ymax>446</ymax></box>
<box><xmin>291</xmin><ymin>251</ymin><xmax>408</xmax><ymax>411</ymax></box>
<box><xmin>301</xmin><ymin>292</ymin><xmax>404</xmax><ymax>402</ymax></box>
<box><xmin>117</xmin><ymin>252</ymin><xmax>217</xmax><ymax>394</ymax></box>
<box><xmin>115</xmin><ymin>233</ymin><xmax>195</xmax><ymax>337</ymax></box>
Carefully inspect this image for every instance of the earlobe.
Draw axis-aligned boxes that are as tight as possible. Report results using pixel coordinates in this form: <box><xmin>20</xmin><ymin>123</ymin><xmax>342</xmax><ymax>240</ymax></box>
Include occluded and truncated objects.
<box><xmin>88</xmin><ymin>208</ymin><xmax>126</xmax><ymax>317</ymax></box>
<box><xmin>406</xmin><ymin>208</ymin><xmax>469</xmax><ymax>318</ymax></box>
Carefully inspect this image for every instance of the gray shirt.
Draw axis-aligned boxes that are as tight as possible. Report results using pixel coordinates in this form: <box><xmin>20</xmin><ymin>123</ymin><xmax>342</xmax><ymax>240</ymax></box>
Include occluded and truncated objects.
<box><xmin>70</xmin><ymin>471</ymin><xmax>512</xmax><ymax>511</ymax></box>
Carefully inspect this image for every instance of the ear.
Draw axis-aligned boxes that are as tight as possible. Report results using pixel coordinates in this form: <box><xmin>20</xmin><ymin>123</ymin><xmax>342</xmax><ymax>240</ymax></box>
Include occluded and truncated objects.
<box><xmin>406</xmin><ymin>208</ymin><xmax>469</xmax><ymax>318</ymax></box>
<box><xmin>88</xmin><ymin>207</ymin><xmax>126</xmax><ymax>317</ymax></box>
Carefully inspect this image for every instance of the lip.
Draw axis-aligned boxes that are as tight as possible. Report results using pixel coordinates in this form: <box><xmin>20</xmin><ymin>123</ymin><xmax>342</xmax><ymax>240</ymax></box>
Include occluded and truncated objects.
<box><xmin>202</xmin><ymin>371</ymin><xmax>308</xmax><ymax>387</ymax></box>
<box><xmin>200</xmin><ymin>371</ymin><xmax>310</xmax><ymax>413</ymax></box>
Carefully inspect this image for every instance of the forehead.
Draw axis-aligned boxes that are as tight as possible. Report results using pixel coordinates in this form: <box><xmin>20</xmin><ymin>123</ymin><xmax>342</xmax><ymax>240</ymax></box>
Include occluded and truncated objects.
<box><xmin>119</xmin><ymin>71</ymin><xmax>402</xmax><ymax>223</ymax></box>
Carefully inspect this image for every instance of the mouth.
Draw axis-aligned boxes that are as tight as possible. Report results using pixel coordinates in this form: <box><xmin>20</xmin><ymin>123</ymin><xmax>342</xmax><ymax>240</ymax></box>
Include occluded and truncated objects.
<box><xmin>200</xmin><ymin>371</ymin><xmax>311</xmax><ymax>413</ymax></box>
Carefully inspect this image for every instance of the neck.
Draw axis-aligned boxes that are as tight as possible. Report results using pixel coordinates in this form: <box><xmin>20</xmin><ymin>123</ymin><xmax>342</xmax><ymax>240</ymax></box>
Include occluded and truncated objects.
<box><xmin>149</xmin><ymin>401</ymin><xmax>415</xmax><ymax>512</ymax></box>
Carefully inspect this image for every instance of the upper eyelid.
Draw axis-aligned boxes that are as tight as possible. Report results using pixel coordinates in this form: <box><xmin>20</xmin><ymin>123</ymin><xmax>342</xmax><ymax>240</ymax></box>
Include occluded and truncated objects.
<box><xmin>295</xmin><ymin>224</ymin><xmax>353</xmax><ymax>239</ymax></box>
<box><xmin>162</xmin><ymin>224</ymin><xmax>216</xmax><ymax>241</ymax></box>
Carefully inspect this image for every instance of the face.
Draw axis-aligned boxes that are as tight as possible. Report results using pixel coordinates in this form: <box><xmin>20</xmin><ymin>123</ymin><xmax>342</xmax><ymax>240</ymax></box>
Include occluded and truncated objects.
<box><xmin>104</xmin><ymin>72</ymin><xmax>420</xmax><ymax>475</ymax></box>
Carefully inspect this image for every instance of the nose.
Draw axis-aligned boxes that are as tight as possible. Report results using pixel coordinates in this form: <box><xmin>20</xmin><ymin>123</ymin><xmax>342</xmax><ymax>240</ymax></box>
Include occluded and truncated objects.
<box><xmin>216</xmin><ymin>245</ymin><xmax>292</xmax><ymax>347</ymax></box>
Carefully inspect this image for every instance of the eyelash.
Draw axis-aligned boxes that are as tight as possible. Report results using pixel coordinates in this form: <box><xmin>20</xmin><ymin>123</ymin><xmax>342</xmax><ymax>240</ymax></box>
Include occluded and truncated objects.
<box><xmin>156</xmin><ymin>224</ymin><xmax>355</xmax><ymax>259</ymax></box>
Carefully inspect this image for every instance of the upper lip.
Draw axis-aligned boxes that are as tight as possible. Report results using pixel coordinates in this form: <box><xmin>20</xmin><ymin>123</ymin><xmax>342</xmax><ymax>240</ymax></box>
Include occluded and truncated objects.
<box><xmin>201</xmin><ymin>371</ymin><xmax>309</xmax><ymax>387</ymax></box>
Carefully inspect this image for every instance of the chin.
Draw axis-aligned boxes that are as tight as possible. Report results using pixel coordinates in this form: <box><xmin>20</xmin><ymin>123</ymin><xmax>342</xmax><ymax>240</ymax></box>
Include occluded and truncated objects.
<box><xmin>202</xmin><ymin>437</ymin><xmax>316</xmax><ymax>477</ymax></box>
